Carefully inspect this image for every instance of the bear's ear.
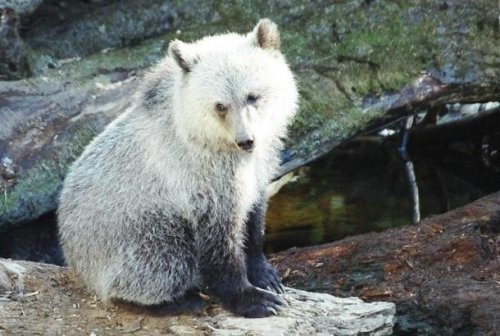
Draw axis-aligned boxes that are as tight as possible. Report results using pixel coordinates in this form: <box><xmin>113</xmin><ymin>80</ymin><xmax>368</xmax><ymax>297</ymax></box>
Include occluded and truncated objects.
<box><xmin>168</xmin><ymin>40</ymin><xmax>197</xmax><ymax>73</ymax></box>
<box><xmin>249</xmin><ymin>18</ymin><xmax>281</xmax><ymax>50</ymax></box>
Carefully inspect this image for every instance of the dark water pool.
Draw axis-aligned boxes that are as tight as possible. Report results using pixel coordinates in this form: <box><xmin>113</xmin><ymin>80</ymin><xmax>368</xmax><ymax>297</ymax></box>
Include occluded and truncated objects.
<box><xmin>264</xmin><ymin>136</ymin><xmax>500</xmax><ymax>253</ymax></box>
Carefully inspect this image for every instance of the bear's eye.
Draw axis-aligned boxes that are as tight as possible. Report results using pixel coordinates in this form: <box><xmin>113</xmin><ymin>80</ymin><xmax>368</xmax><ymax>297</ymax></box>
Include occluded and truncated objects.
<box><xmin>246</xmin><ymin>94</ymin><xmax>259</xmax><ymax>104</ymax></box>
<box><xmin>215</xmin><ymin>103</ymin><xmax>228</xmax><ymax>114</ymax></box>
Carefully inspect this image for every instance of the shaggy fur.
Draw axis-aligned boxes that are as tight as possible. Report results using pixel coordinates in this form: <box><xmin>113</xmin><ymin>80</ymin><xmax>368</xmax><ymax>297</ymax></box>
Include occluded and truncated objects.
<box><xmin>58</xmin><ymin>19</ymin><xmax>298</xmax><ymax>318</ymax></box>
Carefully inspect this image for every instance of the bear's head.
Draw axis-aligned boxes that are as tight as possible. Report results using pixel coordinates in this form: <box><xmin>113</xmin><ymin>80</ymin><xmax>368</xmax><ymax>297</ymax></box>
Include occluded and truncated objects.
<box><xmin>168</xmin><ymin>19</ymin><xmax>298</xmax><ymax>153</ymax></box>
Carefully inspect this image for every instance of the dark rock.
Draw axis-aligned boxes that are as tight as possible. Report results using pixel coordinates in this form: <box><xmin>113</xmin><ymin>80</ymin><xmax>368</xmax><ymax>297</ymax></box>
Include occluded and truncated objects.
<box><xmin>0</xmin><ymin>8</ymin><xmax>29</xmax><ymax>80</ymax></box>
<box><xmin>26</xmin><ymin>0</ymin><xmax>180</xmax><ymax>60</ymax></box>
<box><xmin>0</xmin><ymin>0</ymin><xmax>42</xmax><ymax>16</ymax></box>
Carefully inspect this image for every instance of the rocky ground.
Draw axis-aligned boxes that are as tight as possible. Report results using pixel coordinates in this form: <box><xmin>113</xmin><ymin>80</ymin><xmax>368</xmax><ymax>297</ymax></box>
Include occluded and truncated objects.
<box><xmin>0</xmin><ymin>259</ymin><xmax>395</xmax><ymax>336</ymax></box>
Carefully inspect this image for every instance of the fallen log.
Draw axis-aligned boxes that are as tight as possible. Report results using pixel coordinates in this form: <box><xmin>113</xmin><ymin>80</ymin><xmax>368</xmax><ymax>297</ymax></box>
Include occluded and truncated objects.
<box><xmin>271</xmin><ymin>191</ymin><xmax>500</xmax><ymax>335</ymax></box>
<box><xmin>0</xmin><ymin>73</ymin><xmax>137</xmax><ymax>228</ymax></box>
<box><xmin>363</xmin><ymin>79</ymin><xmax>500</xmax><ymax>134</ymax></box>
<box><xmin>275</xmin><ymin>78</ymin><xmax>500</xmax><ymax>176</ymax></box>
<box><xmin>407</xmin><ymin>106</ymin><xmax>500</xmax><ymax>151</ymax></box>
<box><xmin>0</xmin><ymin>258</ymin><xmax>396</xmax><ymax>335</ymax></box>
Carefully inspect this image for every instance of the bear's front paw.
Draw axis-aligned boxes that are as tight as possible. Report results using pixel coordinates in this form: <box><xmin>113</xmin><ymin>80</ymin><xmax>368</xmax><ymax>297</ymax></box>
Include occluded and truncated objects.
<box><xmin>247</xmin><ymin>257</ymin><xmax>284</xmax><ymax>294</ymax></box>
<box><xmin>225</xmin><ymin>285</ymin><xmax>286</xmax><ymax>318</ymax></box>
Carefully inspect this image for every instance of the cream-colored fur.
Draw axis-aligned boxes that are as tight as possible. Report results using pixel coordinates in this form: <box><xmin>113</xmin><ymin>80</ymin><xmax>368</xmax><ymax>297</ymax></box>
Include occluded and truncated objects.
<box><xmin>58</xmin><ymin>19</ymin><xmax>298</xmax><ymax>308</ymax></box>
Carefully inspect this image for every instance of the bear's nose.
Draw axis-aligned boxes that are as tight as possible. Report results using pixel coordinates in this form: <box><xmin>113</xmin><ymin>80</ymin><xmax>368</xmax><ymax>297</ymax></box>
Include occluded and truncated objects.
<box><xmin>237</xmin><ymin>139</ymin><xmax>255</xmax><ymax>152</ymax></box>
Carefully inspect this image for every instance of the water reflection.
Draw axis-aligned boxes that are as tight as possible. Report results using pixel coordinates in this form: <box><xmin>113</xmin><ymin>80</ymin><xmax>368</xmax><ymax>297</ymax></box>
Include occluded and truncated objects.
<box><xmin>264</xmin><ymin>138</ymin><xmax>494</xmax><ymax>253</ymax></box>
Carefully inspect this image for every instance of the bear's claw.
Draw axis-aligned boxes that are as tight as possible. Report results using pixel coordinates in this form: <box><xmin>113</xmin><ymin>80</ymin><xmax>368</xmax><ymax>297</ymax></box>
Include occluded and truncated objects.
<box><xmin>247</xmin><ymin>257</ymin><xmax>284</xmax><ymax>294</ymax></box>
<box><xmin>227</xmin><ymin>285</ymin><xmax>286</xmax><ymax>318</ymax></box>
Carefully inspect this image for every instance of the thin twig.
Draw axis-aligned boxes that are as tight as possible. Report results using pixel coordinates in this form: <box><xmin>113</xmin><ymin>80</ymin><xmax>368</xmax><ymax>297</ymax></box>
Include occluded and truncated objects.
<box><xmin>400</xmin><ymin>116</ymin><xmax>421</xmax><ymax>224</ymax></box>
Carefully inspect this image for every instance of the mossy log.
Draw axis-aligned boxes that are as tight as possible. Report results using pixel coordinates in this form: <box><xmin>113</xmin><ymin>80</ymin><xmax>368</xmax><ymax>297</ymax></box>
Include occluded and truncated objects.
<box><xmin>0</xmin><ymin>73</ymin><xmax>137</xmax><ymax>228</ymax></box>
<box><xmin>1</xmin><ymin>0</ymin><xmax>499</xmax><ymax>229</ymax></box>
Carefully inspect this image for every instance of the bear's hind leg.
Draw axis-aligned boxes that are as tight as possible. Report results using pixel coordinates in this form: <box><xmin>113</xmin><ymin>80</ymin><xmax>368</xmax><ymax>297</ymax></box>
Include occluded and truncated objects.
<box><xmin>148</xmin><ymin>289</ymin><xmax>207</xmax><ymax>316</ymax></box>
<box><xmin>106</xmin><ymin>213</ymin><xmax>200</xmax><ymax>307</ymax></box>
<box><xmin>199</xmin><ymin>215</ymin><xmax>286</xmax><ymax>318</ymax></box>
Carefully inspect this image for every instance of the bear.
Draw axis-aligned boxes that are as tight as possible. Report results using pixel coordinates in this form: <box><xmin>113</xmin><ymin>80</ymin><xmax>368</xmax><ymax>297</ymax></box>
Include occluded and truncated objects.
<box><xmin>57</xmin><ymin>18</ymin><xmax>298</xmax><ymax>318</ymax></box>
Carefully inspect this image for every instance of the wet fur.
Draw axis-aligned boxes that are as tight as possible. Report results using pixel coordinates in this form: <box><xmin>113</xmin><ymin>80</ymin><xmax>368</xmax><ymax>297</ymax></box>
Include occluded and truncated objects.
<box><xmin>58</xmin><ymin>19</ymin><xmax>298</xmax><ymax>318</ymax></box>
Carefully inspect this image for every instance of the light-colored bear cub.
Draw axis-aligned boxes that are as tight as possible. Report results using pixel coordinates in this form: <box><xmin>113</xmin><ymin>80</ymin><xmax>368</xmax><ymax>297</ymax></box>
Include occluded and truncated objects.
<box><xmin>58</xmin><ymin>19</ymin><xmax>298</xmax><ymax>318</ymax></box>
